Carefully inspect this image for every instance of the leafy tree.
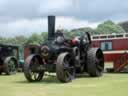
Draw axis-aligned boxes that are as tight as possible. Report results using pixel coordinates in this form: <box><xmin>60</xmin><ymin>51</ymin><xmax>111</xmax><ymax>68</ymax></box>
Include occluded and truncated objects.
<box><xmin>0</xmin><ymin>20</ymin><xmax>126</xmax><ymax>46</ymax></box>
<box><xmin>25</xmin><ymin>33</ymin><xmax>42</xmax><ymax>45</ymax></box>
<box><xmin>119</xmin><ymin>21</ymin><xmax>128</xmax><ymax>32</ymax></box>
<box><xmin>64</xmin><ymin>27</ymin><xmax>95</xmax><ymax>39</ymax></box>
<box><xmin>96</xmin><ymin>20</ymin><xmax>125</xmax><ymax>34</ymax></box>
<box><xmin>71</xmin><ymin>27</ymin><xmax>96</xmax><ymax>35</ymax></box>
<box><xmin>0</xmin><ymin>36</ymin><xmax>28</xmax><ymax>45</ymax></box>
<box><xmin>41</xmin><ymin>32</ymin><xmax>48</xmax><ymax>42</ymax></box>
<box><xmin>14</xmin><ymin>36</ymin><xmax>28</xmax><ymax>45</ymax></box>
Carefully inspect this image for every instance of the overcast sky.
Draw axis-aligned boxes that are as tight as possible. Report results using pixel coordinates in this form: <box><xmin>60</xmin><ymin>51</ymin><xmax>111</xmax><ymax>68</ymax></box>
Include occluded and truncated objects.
<box><xmin>0</xmin><ymin>0</ymin><xmax>128</xmax><ymax>37</ymax></box>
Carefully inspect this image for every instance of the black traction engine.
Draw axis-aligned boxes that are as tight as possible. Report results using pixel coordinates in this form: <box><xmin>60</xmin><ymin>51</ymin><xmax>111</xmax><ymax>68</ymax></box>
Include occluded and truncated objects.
<box><xmin>24</xmin><ymin>16</ymin><xmax>104</xmax><ymax>83</ymax></box>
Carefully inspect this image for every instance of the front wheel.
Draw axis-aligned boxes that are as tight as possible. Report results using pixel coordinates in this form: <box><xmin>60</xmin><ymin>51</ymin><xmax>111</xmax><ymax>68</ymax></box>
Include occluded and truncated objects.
<box><xmin>24</xmin><ymin>54</ymin><xmax>44</xmax><ymax>82</ymax></box>
<box><xmin>4</xmin><ymin>57</ymin><xmax>18</xmax><ymax>75</ymax></box>
<box><xmin>56</xmin><ymin>52</ymin><xmax>75</xmax><ymax>83</ymax></box>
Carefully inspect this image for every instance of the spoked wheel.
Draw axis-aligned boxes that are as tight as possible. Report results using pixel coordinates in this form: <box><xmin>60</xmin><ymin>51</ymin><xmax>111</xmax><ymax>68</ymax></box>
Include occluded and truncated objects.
<box><xmin>4</xmin><ymin>57</ymin><xmax>17</xmax><ymax>75</ymax></box>
<box><xmin>56</xmin><ymin>52</ymin><xmax>75</xmax><ymax>83</ymax></box>
<box><xmin>24</xmin><ymin>54</ymin><xmax>44</xmax><ymax>82</ymax></box>
<box><xmin>87</xmin><ymin>48</ymin><xmax>104</xmax><ymax>77</ymax></box>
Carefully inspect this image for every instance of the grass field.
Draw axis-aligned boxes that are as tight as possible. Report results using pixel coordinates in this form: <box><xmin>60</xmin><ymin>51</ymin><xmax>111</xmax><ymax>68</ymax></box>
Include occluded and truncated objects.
<box><xmin>0</xmin><ymin>73</ymin><xmax>128</xmax><ymax>96</ymax></box>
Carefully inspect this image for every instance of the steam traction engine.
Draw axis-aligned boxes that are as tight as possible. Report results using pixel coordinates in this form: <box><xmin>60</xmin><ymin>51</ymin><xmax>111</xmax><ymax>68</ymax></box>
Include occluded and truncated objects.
<box><xmin>24</xmin><ymin>16</ymin><xmax>104</xmax><ymax>83</ymax></box>
<box><xmin>0</xmin><ymin>44</ymin><xmax>18</xmax><ymax>75</ymax></box>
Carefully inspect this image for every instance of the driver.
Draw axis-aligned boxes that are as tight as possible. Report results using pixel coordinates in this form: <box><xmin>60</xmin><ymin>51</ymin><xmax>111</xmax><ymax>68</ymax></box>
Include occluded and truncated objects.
<box><xmin>55</xmin><ymin>29</ymin><xmax>65</xmax><ymax>45</ymax></box>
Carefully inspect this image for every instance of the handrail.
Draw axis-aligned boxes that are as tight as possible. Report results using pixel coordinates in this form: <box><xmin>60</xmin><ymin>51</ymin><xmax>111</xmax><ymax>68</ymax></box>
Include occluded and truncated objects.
<box><xmin>92</xmin><ymin>33</ymin><xmax>128</xmax><ymax>40</ymax></box>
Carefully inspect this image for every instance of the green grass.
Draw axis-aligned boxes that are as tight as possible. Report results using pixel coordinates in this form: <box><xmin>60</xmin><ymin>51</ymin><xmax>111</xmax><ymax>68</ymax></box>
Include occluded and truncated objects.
<box><xmin>0</xmin><ymin>73</ymin><xmax>128</xmax><ymax>96</ymax></box>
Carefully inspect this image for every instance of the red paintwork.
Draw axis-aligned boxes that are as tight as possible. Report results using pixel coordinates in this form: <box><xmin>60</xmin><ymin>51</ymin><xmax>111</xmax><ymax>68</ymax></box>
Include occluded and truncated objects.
<box><xmin>71</xmin><ymin>39</ymin><xmax>78</xmax><ymax>45</ymax></box>
<box><xmin>104</xmin><ymin>53</ymin><xmax>122</xmax><ymax>62</ymax></box>
<box><xmin>92</xmin><ymin>38</ymin><xmax>128</xmax><ymax>51</ymax></box>
<box><xmin>91</xmin><ymin>35</ymin><xmax>128</xmax><ymax>72</ymax></box>
<box><xmin>24</xmin><ymin>47</ymin><xmax>29</xmax><ymax>60</ymax></box>
<box><xmin>112</xmin><ymin>39</ymin><xmax>128</xmax><ymax>50</ymax></box>
<box><xmin>24</xmin><ymin>45</ymin><xmax>39</xmax><ymax>60</ymax></box>
<box><xmin>91</xmin><ymin>38</ymin><xmax>128</xmax><ymax>62</ymax></box>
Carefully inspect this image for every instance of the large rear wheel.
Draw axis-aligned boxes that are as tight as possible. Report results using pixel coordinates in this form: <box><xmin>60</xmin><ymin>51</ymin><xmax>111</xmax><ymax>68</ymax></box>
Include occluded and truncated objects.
<box><xmin>24</xmin><ymin>54</ymin><xmax>44</xmax><ymax>82</ymax></box>
<box><xmin>56</xmin><ymin>52</ymin><xmax>75</xmax><ymax>83</ymax></box>
<box><xmin>87</xmin><ymin>48</ymin><xmax>104</xmax><ymax>77</ymax></box>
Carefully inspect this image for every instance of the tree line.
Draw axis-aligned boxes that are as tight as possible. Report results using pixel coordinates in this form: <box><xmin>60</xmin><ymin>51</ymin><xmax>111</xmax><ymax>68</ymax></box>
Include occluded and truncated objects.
<box><xmin>0</xmin><ymin>20</ymin><xmax>127</xmax><ymax>46</ymax></box>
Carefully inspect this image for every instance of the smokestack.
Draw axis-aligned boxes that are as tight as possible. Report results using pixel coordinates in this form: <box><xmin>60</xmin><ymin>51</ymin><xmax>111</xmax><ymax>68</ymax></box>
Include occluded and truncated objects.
<box><xmin>48</xmin><ymin>16</ymin><xmax>55</xmax><ymax>40</ymax></box>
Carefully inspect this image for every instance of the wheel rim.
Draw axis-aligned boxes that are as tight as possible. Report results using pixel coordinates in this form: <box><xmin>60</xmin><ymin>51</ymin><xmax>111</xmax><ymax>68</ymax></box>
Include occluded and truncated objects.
<box><xmin>29</xmin><ymin>57</ymin><xmax>43</xmax><ymax>81</ymax></box>
<box><xmin>24</xmin><ymin>55</ymin><xmax>44</xmax><ymax>82</ymax></box>
<box><xmin>63</xmin><ymin>55</ymin><xmax>75</xmax><ymax>81</ymax></box>
<box><xmin>56</xmin><ymin>53</ymin><xmax>75</xmax><ymax>83</ymax></box>
<box><xmin>30</xmin><ymin>72</ymin><xmax>43</xmax><ymax>81</ymax></box>
<box><xmin>8</xmin><ymin>59</ymin><xmax>16</xmax><ymax>73</ymax></box>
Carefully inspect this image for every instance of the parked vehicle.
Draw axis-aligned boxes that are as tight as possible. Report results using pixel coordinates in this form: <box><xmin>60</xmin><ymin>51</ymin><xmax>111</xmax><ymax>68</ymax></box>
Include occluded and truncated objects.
<box><xmin>24</xmin><ymin>16</ymin><xmax>104</xmax><ymax>82</ymax></box>
<box><xmin>0</xmin><ymin>44</ymin><xmax>19</xmax><ymax>75</ymax></box>
<box><xmin>91</xmin><ymin>33</ymin><xmax>128</xmax><ymax>72</ymax></box>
